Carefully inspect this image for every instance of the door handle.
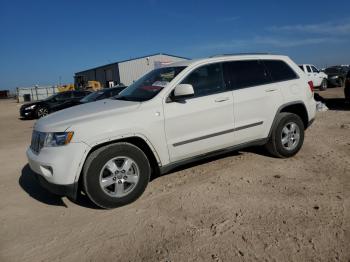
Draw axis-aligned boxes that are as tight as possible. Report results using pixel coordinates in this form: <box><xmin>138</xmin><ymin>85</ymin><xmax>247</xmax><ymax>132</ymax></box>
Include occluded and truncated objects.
<box><xmin>265</xmin><ymin>88</ymin><xmax>277</xmax><ymax>92</ymax></box>
<box><xmin>215</xmin><ymin>97</ymin><xmax>230</xmax><ymax>102</ymax></box>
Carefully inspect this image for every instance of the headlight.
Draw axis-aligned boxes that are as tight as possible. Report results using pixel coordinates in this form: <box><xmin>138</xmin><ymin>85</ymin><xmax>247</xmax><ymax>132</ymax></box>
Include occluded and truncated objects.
<box><xmin>26</xmin><ymin>105</ymin><xmax>36</xmax><ymax>110</ymax></box>
<box><xmin>44</xmin><ymin>132</ymin><xmax>74</xmax><ymax>147</ymax></box>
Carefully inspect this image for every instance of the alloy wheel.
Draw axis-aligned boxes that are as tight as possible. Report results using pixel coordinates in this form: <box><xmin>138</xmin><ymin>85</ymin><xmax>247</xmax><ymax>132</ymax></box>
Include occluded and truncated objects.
<box><xmin>99</xmin><ymin>156</ymin><xmax>140</xmax><ymax>198</ymax></box>
<box><xmin>281</xmin><ymin>122</ymin><xmax>300</xmax><ymax>151</ymax></box>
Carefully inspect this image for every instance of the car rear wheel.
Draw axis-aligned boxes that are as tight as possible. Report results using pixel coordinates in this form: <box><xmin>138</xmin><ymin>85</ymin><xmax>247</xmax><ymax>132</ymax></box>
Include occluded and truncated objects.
<box><xmin>83</xmin><ymin>142</ymin><xmax>151</xmax><ymax>209</ymax></box>
<box><xmin>345</xmin><ymin>84</ymin><xmax>350</xmax><ymax>100</ymax></box>
<box><xmin>319</xmin><ymin>79</ymin><xmax>327</xmax><ymax>91</ymax></box>
<box><xmin>35</xmin><ymin>106</ymin><xmax>49</xmax><ymax>118</ymax></box>
<box><xmin>338</xmin><ymin>78</ymin><xmax>344</xmax><ymax>88</ymax></box>
<box><xmin>265</xmin><ymin>113</ymin><xmax>305</xmax><ymax>158</ymax></box>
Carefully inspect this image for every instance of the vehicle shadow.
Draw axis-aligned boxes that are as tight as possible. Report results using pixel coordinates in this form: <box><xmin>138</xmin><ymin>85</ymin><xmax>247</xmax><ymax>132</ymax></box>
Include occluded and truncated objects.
<box><xmin>19</xmin><ymin>164</ymin><xmax>100</xmax><ymax>209</ymax></box>
<box><xmin>18</xmin><ymin>117</ymin><xmax>35</xmax><ymax>121</ymax></box>
<box><xmin>151</xmin><ymin>150</ymin><xmax>245</xmax><ymax>181</ymax></box>
<box><xmin>314</xmin><ymin>93</ymin><xmax>350</xmax><ymax>111</ymax></box>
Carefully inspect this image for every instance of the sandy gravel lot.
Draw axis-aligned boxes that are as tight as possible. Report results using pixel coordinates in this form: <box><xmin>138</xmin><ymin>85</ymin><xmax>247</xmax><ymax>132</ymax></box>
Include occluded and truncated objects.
<box><xmin>0</xmin><ymin>87</ymin><xmax>349</xmax><ymax>262</ymax></box>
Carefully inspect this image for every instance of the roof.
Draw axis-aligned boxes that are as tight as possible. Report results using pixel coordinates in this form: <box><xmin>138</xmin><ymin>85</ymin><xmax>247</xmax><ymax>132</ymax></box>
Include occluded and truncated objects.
<box><xmin>75</xmin><ymin>53</ymin><xmax>189</xmax><ymax>74</ymax></box>
<box><xmin>168</xmin><ymin>54</ymin><xmax>289</xmax><ymax>68</ymax></box>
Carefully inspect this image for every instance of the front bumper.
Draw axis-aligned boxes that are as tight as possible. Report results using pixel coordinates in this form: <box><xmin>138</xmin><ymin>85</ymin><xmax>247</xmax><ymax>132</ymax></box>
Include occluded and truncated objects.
<box><xmin>20</xmin><ymin>107</ymin><xmax>36</xmax><ymax>118</ymax></box>
<box><xmin>26</xmin><ymin>142</ymin><xmax>90</xmax><ymax>198</ymax></box>
<box><xmin>327</xmin><ymin>77</ymin><xmax>341</xmax><ymax>86</ymax></box>
<box><xmin>35</xmin><ymin>172</ymin><xmax>78</xmax><ymax>199</ymax></box>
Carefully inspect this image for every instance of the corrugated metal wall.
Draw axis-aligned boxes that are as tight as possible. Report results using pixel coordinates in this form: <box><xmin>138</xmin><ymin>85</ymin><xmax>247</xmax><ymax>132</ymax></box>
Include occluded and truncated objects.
<box><xmin>118</xmin><ymin>54</ymin><xmax>186</xmax><ymax>86</ymax></box>
<box><xmin>94</xmin><ymin>64</ymin><xmax>120</xmax><ymax>87</ymax></box>
<box><xmin>17</xmin><ymin>86</ymin><xmax>59</xmax><ymax>103</ymax></box>
<box><xmin>75</xmin><ymin>64</ymin><xmax>120</xmax><ymax>88</ymax></box>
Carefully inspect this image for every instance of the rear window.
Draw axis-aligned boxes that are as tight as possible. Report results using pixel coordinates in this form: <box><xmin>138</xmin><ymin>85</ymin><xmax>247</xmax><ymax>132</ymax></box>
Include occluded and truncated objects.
<box><xmin>263</xmin><ymin>60</ymin><xmax>298</xmax><ymax>82</ymax></box>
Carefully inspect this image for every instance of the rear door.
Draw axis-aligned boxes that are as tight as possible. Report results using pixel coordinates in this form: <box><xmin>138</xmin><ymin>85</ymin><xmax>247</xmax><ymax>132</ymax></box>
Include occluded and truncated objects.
<box><xmin>305</xmin><ymin>65</ymin><xmax>318</xmax><ymax>84</ymax></box>
<box><xmin>164</xmin><ymin>63</ymin><xmax>235</xmax><ymax>162</ymax></box>
<box><xmin>223</xmin><ymin>60</ymin><xmax>282</xmax><ymax>144</ymax></box>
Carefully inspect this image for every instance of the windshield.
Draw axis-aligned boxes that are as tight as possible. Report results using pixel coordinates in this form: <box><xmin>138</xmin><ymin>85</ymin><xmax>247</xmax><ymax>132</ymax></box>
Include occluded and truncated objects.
<box><xmin>325</xmin><ymin>67</ymin><xmax>341</xmax><ymax>74</ymax></box>
<box><xmin>80</xmin><ymin>91</ymin><xmax>104</xmax><ymax>103</ymax></box>
<box><xmin>116</xmin><ymin>66</ymin><xmax>186</xmax><ymax>102</ymax></box>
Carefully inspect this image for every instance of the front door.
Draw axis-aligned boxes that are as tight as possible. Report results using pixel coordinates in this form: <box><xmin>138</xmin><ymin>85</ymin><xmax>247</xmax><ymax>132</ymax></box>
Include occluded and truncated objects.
<box><xmin>164</xmin><ymin>63</ymin><xmax>234</xmax><ymax>162</ymax></box>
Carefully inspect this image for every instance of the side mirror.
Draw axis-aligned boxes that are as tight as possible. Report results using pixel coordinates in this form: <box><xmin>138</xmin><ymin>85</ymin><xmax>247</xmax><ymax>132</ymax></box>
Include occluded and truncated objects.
<box><xmin>173</xmin><ymin>84</ymin><xmax>194</xmax><ymax>99</ymax></box>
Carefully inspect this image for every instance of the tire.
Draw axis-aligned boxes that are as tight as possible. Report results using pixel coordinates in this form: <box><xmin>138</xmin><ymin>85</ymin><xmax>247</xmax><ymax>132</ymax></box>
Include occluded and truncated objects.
<box><xmin>338</xmin><ymin>78</ymin><xmax>344</xmax><ymax>88</ymax></box>
<box><xmin>35</xmin><ymin>106</ymin><xmax>49</xmax><ymax>118</ymax></box>
<box><xmin>83</xmin><ymin>142</ymin><xmax>151</xmax><ymax>209</ymax></box>
<box><xmin>345</xmin><ymin>84</ymin><xmax>350</xmax><ymax>101</ymax></box>
<box><xmin>265</xmin><ymin>113</ymin><xmax>305</xmax><ymax>158</ymax></box>
<box><xmin>319</xmin><ymin>79</ymin><xmax>327</xmax><ymax>91</ymax></box>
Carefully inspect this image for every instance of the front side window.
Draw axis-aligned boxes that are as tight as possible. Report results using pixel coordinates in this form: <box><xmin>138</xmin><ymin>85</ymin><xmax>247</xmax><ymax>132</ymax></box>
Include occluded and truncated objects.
<box><xmin>299</xmin><ymin>65</ymin><xmax>305</xmax><ymax>72</ymax></box>
<box><xmin>181</xmin><ymin>63</ymin><xmax>226</xmax><ymax>97</ymax></box>
<box><xmin>54</xmin><ymin>92</ymin><xmax>72</xmax><ymax>101</ymax></box>
<box><xmin>263</xmin><ymin>60</ymin><xmax>298</xmax><ymax>82</ymax></box>
<box><xmin>117</xmin><ymin>66</ymin><xmax>185</xmax><ymax>102</ymax></box>
<box><xmin>223</xmin><ymin>60</ymin><xmax>270</xmax><ymax>90</ymax></box>
<box><xmin>73</xmin><ymin>91</ymin><xmax>88</xmax><ymax>98</ymax></box>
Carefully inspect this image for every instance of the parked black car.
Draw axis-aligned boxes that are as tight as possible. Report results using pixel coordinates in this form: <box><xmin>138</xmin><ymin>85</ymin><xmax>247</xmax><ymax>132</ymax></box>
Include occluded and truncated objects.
<box><xmin>79</xmin><ymin>86</ymin><xmax>126</xmax><ymax>104</ymax></box>
<box><xmin>20</xmin><ymin>90</ymin><xmax>91</xmax><ymax>119</ymax></box>
<box><xmin>324</xmin><ymin>66</ymin><xmax>350</xmax><ymax>87</ymax></box>
<box><xmin>345</xmin><ymin>70</ymin><xmax>350</xmax><ymax>101</ymax></box>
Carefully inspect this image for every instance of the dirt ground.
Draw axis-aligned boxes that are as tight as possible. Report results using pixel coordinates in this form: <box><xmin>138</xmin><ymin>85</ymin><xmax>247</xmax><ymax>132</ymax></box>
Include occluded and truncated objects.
<box><xmin>0</xmin><ymin>87</ymin><xmax>349</xmax><ymax>262</ymax></box>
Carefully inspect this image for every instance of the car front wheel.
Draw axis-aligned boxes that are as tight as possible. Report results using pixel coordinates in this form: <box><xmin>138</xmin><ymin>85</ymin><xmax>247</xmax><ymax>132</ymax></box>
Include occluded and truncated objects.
<box><xmin>265</xmin><ymin>113</ymin><xmax>305</xmax><ymax>158</ymax></box>
<box><xmin>83</xmin><ymin>142</ymin><xmax>151</xmax><ymax>209</ymax></box>
<box><xmin>35</xmin><ymin>106</ymin><xmax>49</xmax><ymax>118</ymax></box>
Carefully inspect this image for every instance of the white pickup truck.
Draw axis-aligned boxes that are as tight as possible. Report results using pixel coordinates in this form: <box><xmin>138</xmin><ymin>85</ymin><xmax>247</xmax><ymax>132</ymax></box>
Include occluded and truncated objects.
<box><xmin>299</xmin><ymin>64</ymin><xmax>328</xmax><ymax>90</ymax></box>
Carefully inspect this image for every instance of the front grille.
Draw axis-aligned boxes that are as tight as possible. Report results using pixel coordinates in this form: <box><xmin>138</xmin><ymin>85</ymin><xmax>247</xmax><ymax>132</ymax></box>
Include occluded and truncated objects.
<box><xmin>30</xmin><ymin>131</ymin><xmax>45</xmax><ymax>154</ymax></box>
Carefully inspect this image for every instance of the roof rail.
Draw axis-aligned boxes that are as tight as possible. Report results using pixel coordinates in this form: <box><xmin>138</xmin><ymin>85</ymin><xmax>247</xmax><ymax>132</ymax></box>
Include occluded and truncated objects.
<box><xmin>209</xmin><ymin>52</ymin><xmax>271</xmax><ymax>58</ymax></box>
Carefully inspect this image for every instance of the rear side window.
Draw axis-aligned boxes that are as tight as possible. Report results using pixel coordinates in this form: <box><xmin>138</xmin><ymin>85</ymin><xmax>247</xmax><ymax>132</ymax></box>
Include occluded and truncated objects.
<box><xmin>223</xmin><ymin>60</ymin><xmax>271</xmax><ymax>90</ymax></box>
<box><xmin>306</xmin><ymin>66</ymin><xmax>312</xmax><ymax>73</ymax></box>
<box><xmin>263</xmin><ymin>60</ymin><xmax>298</xmax><ymax>82</ymax></box>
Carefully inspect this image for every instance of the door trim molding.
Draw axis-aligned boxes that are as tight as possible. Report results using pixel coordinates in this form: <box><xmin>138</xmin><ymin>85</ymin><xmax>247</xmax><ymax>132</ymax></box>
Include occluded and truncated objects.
<box><xmin>173</xmin><ymin>121</ymin><xmax>263</xmax><ymax>147</ymax></box>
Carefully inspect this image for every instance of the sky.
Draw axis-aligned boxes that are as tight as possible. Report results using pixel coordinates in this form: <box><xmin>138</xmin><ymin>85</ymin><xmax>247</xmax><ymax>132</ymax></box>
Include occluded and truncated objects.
<box><xmin>1</xmin><ymin>0</ymin><xmax>350</xmax><ymax>90</ymax></box>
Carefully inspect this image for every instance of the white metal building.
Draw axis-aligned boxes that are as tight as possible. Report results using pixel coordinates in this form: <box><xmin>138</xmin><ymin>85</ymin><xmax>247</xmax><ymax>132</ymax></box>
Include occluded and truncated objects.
<box><xmin>17</xmin><ymin>85</ymin><xmax>58</xmax><ymax>103</ymax></box>
<box><xmin>74</xmin><ymin>53</ymin><xmax>189</xmax><ymax>88</ymax></box>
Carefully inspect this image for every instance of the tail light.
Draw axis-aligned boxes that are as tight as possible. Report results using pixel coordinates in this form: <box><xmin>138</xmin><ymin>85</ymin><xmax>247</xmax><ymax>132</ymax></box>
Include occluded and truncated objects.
<box><xmin>308</xmin><ymin>81</ymin><xmax>314</xmax><ymax>92</ymax></box>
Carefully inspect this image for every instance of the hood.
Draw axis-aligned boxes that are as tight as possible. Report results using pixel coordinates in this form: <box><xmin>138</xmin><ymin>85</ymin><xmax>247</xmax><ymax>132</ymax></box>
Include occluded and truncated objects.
<box><xmin>34</xmin><ymin>99</ymin><xmax>141</xmax><ymax>132</ymax></box>
<box><xmin>21</xmin><ymin>100</ymin><xmax>43</xmax><ymax>108</ymax></box>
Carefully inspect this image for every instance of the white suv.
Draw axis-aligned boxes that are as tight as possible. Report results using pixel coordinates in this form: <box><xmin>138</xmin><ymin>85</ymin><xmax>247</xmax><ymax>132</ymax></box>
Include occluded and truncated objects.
<box><xmin>299</xmin><ymin>64</ymin><xmax>328</xmax><ymax>90</ymax></box>
<box><xmin>27</xmin><ymin>54</ymin><xmax>316</xmax><ymax>208</ymax></box>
